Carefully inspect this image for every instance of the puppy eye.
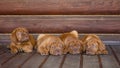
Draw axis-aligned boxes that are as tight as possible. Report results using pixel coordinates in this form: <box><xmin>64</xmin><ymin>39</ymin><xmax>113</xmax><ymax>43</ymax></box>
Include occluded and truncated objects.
<box><xmin>70</xmin><ymin>44</ymin><xmax>73</xmax><ymax>47</ymax></box>
<box><xmin>87</xmin><ymin>45</ymin><xmax>91</xmax><ymax>49</ymax></box>
<box><xmin>51</xmin><ymin>46</ymin><xmax>54</xmax><ymax>49</ymax></box>
<box><xmin>58</xmin><ymin>43</ymin><xmax>62</xmax><ymax>46</ymax></box>
<box><xmin>17</xmin><ymin>32</ymin><xmax>21</xmax><ymax>35</ymax></box>
<box><xmin>77</xmin><ymin>45</ymin><xmax>80</xmax><ymax>48</ymax></box>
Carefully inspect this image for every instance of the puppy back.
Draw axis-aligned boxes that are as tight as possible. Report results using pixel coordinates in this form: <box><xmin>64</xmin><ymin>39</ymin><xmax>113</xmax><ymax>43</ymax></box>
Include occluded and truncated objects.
<box><xmin>37</xmin><ymin>34</ymin><xmax>48</xmax><ymax>41</ymax></box>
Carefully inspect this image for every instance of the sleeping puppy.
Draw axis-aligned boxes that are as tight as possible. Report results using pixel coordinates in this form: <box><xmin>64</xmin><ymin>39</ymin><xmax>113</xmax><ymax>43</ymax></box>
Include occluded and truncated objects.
<box><xmin>9</xmin><ymin>27</ymin><xmax>36</xmax><ymax>54</ymax></box>
<box><xmin>60</xmin><ymin>30</ymin><xmax>83</xmax><ymax>54</ymax></box>
<box><xmin>37</xmin><ymin>34</ymin><xmax>64</xmax><ymax>55</ymax></box>
<box><xmin>82</xmin><ymin>34</ymin><xmax>108</xmax><ymax>55</ymax></box>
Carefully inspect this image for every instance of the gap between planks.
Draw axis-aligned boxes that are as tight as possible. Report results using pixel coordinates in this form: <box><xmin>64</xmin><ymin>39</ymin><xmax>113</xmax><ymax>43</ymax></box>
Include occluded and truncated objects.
<box><xmin>19</xmin><ymin>52</ymin><xmax>36</xmax><ymax>68</ymax></box>
<box><xmin>109</xmin><ymin>46</ymin><xmax>120</xmax><ymax>66</ymax></box>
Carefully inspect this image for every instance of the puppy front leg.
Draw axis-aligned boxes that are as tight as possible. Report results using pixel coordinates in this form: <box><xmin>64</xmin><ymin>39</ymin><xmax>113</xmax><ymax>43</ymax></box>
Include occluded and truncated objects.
<box><xmin>22</xmin><ymin>43</ymin><xmax>33</xmax><ymax>53</ymax></box>
<box><xmin>10</xmin><ymin>44</ymin><xmax>18</xmax><ymax>54</ymax></box>
<box><xmin>102</xmin><ymin>50</ymin><xmax>108</xmax><ymax>54</ymax></box>
<box><xmin>96</xmin><ymin>50</ymin><xmax>108</xmax><ymax>55</ymax></box>
<box><xmin>37</xmin><ymin>46</ymin><xmax>49</xmax><ymax>55</ymax></box>
<box><xmin>96</xmin><ymin>42</ymin><xmax>108</xmax><ymax>55</ymax></box>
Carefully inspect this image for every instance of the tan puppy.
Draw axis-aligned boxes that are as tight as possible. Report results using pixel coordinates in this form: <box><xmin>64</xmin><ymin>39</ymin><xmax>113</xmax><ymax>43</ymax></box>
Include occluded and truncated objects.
<box><xmin>37</xmin><ymin>34</ymin><xmax>64</xmax><ymax>55</ymax></box>
<box><xmin>82</xmin><ymin>34</ymin><xmax>108</xmax><ymax>55</ymax></box>
<box><xmin>9</xmin><ymin>27</ymin><xmax>36</xmax><ymax>54</ymax></box>
<box><xmin>60</xmin><ymin>30</ymin><xmax>83</xmax><ymax>54</ymax></box>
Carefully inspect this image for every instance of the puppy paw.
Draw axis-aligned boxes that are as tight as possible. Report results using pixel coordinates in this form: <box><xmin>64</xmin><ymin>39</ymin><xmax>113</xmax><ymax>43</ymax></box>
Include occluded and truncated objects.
<box><xmin>10</xmin><ymin>45</ymin><xmax>18</xmax><ymax>54</ymax></box>
<box><xmin>86</xmin><ymin>51</ymin><xmax>96</xmax><ymax>55</ymax></box>
<box><xmin>24</xmin><ymin>49</ymin><xmax>33</xmax><ymax>53</ymax></box>
<box><xmin>96</xmin><ymin>50</ymin><xmax>108</xmax><ymax>55</ymax></box>
<box><xmin>40</xmin><ymin>52</ymin><xmax>49</xmax><ymax>55</ymax></box>
<box><xmin>11</xmin><ymin>49</ymin><xmax>18</xmax><ymax>54</ymax></box>
<box><xmin>63</xmin><ymin>50</ymin><xmax>68</xmax><ymax>54</ymax></box>
<box><xmin>102</xmin><ymin>50</ymin><xmax>108</xmax><ymax>54</ymax></box>
<box><xmin>22</xmin><ymin>45</ymin><xmax>33</xmax><ymax>53</ymax></box>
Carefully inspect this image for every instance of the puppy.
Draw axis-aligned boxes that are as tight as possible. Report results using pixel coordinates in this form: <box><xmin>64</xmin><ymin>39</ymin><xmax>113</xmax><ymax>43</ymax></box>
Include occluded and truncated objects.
<box><xmin>37</xmin><ymin>34</ymin><xmax>64</xmax><ymax>55</ymax></box>
<box><xmin>82</xmin><ymin>34</ymin><xmax>108</xmax><ymax>55</ymax></box>
<box><xmin>9</xmin><ymin>27</ymin><xmax>36</xmax><ymax>54</ymax></box>
<box><xmin>60</xmin><ymin>30</ymin><xmax>83</xmax><ymax>54</ymax></box>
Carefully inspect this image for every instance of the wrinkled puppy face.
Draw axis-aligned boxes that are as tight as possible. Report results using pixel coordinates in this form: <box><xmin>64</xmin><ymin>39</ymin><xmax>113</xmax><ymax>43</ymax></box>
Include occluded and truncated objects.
<box><xmin>49</xmin><ymin>42</ymin><xmax>63</xmax><ymax>55</ymax></box>
<box><xmin>86</xmin><ymin>39</ymin><xmax>98</xmax><ymax>55</ymax></box>
<box><xmin>68</xmin><ymin>40</ymin><xmax>82</xmax><ymax>54</ymax></box>
<box><xmin>16</xmin><ymin>29</ymin><xmax>29</xmax><ymax>42</ymax></box>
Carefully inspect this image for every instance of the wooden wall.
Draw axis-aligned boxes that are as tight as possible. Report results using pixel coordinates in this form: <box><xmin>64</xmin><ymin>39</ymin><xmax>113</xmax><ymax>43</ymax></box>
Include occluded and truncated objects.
<box><xmin>0</xmin><ymin>0</ymin><xmax>120</xmax><ymax>15</ymax></box>
<box><xmin>0</xmin><ymin>0</ymin><xmax>120</xmax><ymax>33</ymax></box>
<box><xmin>0</xmin><ymin>15</ymin><xmax>120</xmax><ymax>33</ymax></box>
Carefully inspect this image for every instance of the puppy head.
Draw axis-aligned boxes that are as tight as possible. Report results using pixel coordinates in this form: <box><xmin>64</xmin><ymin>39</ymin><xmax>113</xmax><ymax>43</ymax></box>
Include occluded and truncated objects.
<box><xmin>49</xmin><ymin>41</ymin><xmax>64</xmax><ymax>55</ymax></box>
<box><xmin>68</xmin><ymin>40</ymin><xmax>83</xmax><ymax>54</ymax></box>
<box><xmin>85</xmin><ymin>39</ymin><xmax>99</xmax><ymax>55</ymax></box>
<box><xmin>11</xmin><ymin>27</ymin><xmax>29</xmax><ymax>42</ymax></box>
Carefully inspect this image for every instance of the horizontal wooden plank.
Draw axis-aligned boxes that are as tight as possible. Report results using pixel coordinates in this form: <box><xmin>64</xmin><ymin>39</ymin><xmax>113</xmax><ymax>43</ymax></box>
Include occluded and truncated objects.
<box><xmin>0</xmin><ymin>51</ymin><xmax>16</xmax><ymax>66</ymax></box>
<box><xmin>2</xmin><ymin>52</ymin><xmax>35</xmax><ymax>68</ymax></box>
<box><xmin>0</xmin><ymin>15</ymin><xmax>120</xmax><ymax>33</ymax></box>
<box><xmin>19</xmin><ymin>53</ymin><xmax>47</xmax><ymax>68</ymax></box>
<box><xmin>62</xmin><ymin>54</ymin><xmax>80</xmax><ymax>68</ymax></box>
<box><xmin>110</xmin><ymin>46</ymin><xmax>120</xmax><ymax>66</ymax></box>
<box><xmin>0</xmin><ymin>34</ymin><xmax>120</xmax><ymax>46</ymax></box>
<box><xmin>0</xmin><ymin>0</ymin><xmax>120</xmax><ymax>15</ymax></box>
<box><xmin>83</xmin><ymin>55</ymin><xmax>99</xmax><ymax>68</ymax></box>
<box><xmin>41</xmin><ymin>55</ymin><xmax>63</xmax><ymax>68</ymax></box>
<box><xmin>100</xmin><ymin>46</ymin><xmax>120</xmax><ymax>68</ymax></box>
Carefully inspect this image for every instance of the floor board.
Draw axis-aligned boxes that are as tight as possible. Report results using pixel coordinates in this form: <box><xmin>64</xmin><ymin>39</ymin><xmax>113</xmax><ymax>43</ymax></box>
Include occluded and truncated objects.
<box><xmin>0</xmin><ymin>46</ymin><xmax>120</xmax><ymax>68</ymax></box>
<box><xmin>100</xmin><ymin>46</ymin><xmax>120</xmax><ymax>68</ymax></box>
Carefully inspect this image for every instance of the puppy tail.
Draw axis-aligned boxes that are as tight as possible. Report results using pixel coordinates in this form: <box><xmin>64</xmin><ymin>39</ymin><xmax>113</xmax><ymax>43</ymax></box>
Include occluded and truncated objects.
<box><xmin>37</xmin><ymin>34</ymin><xmax>47</xmax><ymax>41</ymax></box>
<box><xmin>70</xmin><ymin>30</ymin><xmax>78</xmax><ymax>38</ymax></box>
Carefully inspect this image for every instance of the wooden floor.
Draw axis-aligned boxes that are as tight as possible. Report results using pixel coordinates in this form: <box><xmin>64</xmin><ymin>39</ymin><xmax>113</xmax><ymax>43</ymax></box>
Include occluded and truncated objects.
<box><xmin>0</xmin><ymin>45</ymin><xmax>119</xmax><ymax>68</ymax></box>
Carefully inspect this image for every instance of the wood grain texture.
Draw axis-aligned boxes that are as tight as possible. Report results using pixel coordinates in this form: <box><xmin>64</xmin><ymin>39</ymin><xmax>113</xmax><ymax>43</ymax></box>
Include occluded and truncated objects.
<box><xmin>83</xmin><ymin>55</ymin><xmax>99</xmax><ymax>68</ymax></box>
<box><xmin>2</xmin><ymin>52</ymin><xmax>35</xmax><ymax>68</ymax></box>
<box><xmin>0</xmin><ymin>51</ymin><xmax>16</xmax><ymax>66</ymax></box>
<box><xmin>62</xmin><ymin>54</ymin><xmax>80</xmax><ymax>68</ymax></box>
<box><xmin>110</xmin><ymin>46</ymin><xmax>120</xmax><ymax>66</ymax></box>
<box><xmin>0</xmin><ymin>15</ymin><xmax>120</xmax><ymax>33</ymax></box>
<box><xmin>0</xmin><ymin>46</ymin><xmax>120</xmax><ymax>68</ymax></box>
<box><xmin>0</xmin><ymin>0</ymin><xmax>120</xmax><ymax>15</ymax></box>
<box><xmin>21</xmin><ymin>54</ymin><xmax>47</xmax><ymax>68</ymax></box>
<box><xmin>100</xmin><ymin>46</ymin><xmax>120</xmax><ymax>68</ymax></box>
<box><xmin>41</xmin><ymin>55</ymin><xmax>63</xmax><ymax>68</ymax></box>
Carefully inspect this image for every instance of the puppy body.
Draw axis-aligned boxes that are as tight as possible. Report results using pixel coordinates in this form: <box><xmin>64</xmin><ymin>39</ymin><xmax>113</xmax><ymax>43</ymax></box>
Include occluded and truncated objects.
<box><xmin>60</xmin><ymin>30</ymin><xmax>83</xmax><ymax>54</ymax></box>
<box><xmin>82</xmin><ymin>34</ymin><xmax>108</xmax><ymax>55</ymax></box>
<box><xmin>37</xmin><ymin>34</ymin><xmax>64</xmax><ymax>55</ymax></box>
<box><xmin>9</xmin><ymin>27</ymin><xmax>36</xmax><ymax>54</ymax></box>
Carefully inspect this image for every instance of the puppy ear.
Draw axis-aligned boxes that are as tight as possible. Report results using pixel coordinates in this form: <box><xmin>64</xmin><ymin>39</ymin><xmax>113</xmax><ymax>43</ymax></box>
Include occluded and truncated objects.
<box><xmin>10</xmin><ymin>29</ymin><xmax>17</xmax><ymax>43</ymax></box>
<box><xmin>97</xmin><ymin>40</ymin><xmax>106</xmax><ymax>51</ymax></box>
<box><xmin>46</xmin><ymin>43</ymin><xmax>52</xmax><ymax>51</ymax></box>
<box><xmin>81</xmin><ymin>35</ymin><xmax>91</xmax><ymax>42</ymax></box>
<box><xmin>29</xmin><ymin>35</ymin><xmax>36</xmax><ymax>46</ymax></box>
<box><xmin>79</xmin><ymin>40</ymin><xmax>84</xmax><ymax>51</ymax></box>
<box><xmin>70</xmin><ymin>30</ymin><xmax>78</xmax><ymax>38</ymax></box>
<box><xmin>21</xmin><ymin>27</ymin><xmax>29</xmax><ymax>33</ymax></box>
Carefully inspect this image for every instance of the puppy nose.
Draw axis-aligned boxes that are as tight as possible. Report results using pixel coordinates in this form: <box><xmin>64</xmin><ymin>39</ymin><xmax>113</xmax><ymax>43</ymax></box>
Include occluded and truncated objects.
<box><xmin>55</xmin><ymin>49</ymin><xmax>61</xmax><ymax>55</ymax></box>
<box><xmin>73</xmin><ymin>47</ymin><xmax>78</xmax><ymax>51</ymax></box>
<box><xmin>74</xmin><ymin>48</ymin><xmax>76</xmax><ymax>50</ymax></box>
<box><xmin>56</xmin><ymin>49</ymin><xmax>60</xmax><ymax>52</ymax></box>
